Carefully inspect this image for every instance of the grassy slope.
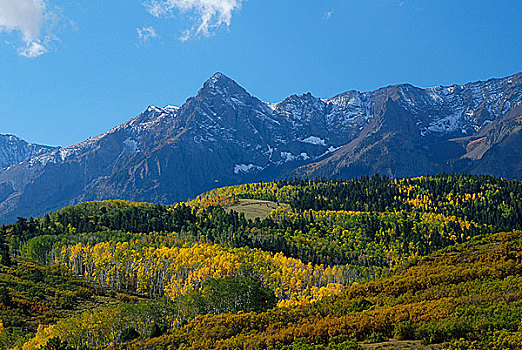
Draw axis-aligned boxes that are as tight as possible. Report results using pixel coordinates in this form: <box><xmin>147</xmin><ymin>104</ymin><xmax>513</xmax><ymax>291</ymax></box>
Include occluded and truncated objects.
<box><xmin>226</xmin><ymin>199</ymin><xmax>290</xmax><ymax>220</ymax></box>
<box><xmin>361</xmin><ymin>339</ymin><xmax>438</xmax><ymax>349</ymax></box>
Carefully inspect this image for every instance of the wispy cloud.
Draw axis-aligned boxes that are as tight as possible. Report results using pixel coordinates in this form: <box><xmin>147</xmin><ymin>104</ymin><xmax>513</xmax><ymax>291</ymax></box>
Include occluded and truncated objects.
<box><xmin>0</xmin><ymin>0</ymin><xmax>62</xmax><ymax>57</ymax></box>
<box><xmin>137</xmin><ymin>26</ymin><xmax>158</xmax><ymax>45</ymax></box>
<box><xmin>143</xmin><ymin>0</ymin><xmax>242</xmax><ymax>41</ymax></box>
<box><xmin>323</xmin><ymin>10</ymin><xmax>334</xmax><ymax>20</ymax></box>
<box><xmin>20</xmin><ymin>40</ymin><xmax>47</xmax><ymax>57</ymax></box>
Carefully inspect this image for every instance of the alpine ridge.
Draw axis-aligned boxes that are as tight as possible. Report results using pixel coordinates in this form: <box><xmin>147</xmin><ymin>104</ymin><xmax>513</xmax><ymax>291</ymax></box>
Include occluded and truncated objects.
<box><xmin>0</xmin><ymin>72</ymin><xmax>521</xmax><ymax>223</ymax></box>
<box><xmin>0</xmin><ymin>134</ymin><xmax>58</xmax><ymax>170</ymax></box>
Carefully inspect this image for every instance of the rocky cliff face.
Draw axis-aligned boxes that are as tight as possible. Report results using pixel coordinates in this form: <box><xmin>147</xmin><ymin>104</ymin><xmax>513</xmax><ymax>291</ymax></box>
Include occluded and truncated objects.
<box><xmin>294</xmin><ymin>73</ymin><xmax>522</xmax><ymax>179</ymax></box>
<box><xmin>0</xmin><ymin>135</ymin><xmax>58</xmax><ymax>170</ymax></box>
<box><xmin>0</xmin><ymin>72</ymin><xmax>520</xmax><ymax>223</ymax></box>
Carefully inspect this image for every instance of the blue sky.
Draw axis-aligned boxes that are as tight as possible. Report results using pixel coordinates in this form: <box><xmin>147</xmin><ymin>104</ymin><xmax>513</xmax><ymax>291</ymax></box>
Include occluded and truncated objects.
<box><xmin>0</xmin><ymin>0</ymin><xmax>521</xmax><ymax>147</ymax></box>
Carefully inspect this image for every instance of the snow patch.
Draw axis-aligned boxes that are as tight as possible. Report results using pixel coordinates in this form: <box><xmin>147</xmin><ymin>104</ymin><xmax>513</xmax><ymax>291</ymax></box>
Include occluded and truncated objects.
<box><xmin>300</xmin><ymin>136</ymin><xmax>326</xmax><ymax>146</ymax></box>
<box><xmin>266</xmin><ymin>145</ymin><xmax>274</xmax><ymax>161</ymax></box>
<box><xmin>147</xmin><ymin>106</ymin><xmax>162</xmax><ymax>113</ymax></box>
<box><xmin>163</xmin><ymin>105</ymin><xmax>179</xmax><ymax>113</ymax></box>
<box><xmin>123</xmin><ymin>138</ymin><xmax>139</xmax><ymax>153</ymax></box>
<box><xmin>318</xmin><ymin>146</ymin><xmax>342</xmax><ymax>158</ymax></box>
<box><xmin>230</xmin><ymin>97</ymin><xmax>246</xmax><ymax>106</ymax></box>
<box><xmin>427</xmin><ymin>111</ymin><xmax>463</xmax><ymax>133</ymax></box>
<box><xmin>280</xmin><ymin>152</ymin><xmax>310</xmax><ymax>163</ymax></box>
<box><xmin>266</xmin><ymin>102</ymin><xmax>278</xmax><ymax>111</ymax></box>
<box><xmin>234</xmin><ymin>164</ymin><xmax>264</xmax><ymax>174</ymax></box>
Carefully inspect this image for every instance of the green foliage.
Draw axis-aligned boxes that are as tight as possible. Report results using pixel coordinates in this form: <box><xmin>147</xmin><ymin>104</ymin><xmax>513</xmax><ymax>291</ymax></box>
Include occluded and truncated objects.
<box><xmin>197</xmin><ymin>174</ymin><xmax>522</xmax><ymax>232</ymax></box>
<box><xmin>0</xmin><ymin>236</ymin><xmax>11</xmax><ymax>267</ymax></box>
<box><xmin>120</xmin><ymin>328</ymin><xmax>140</xmax><ymax>343</ymax></box>
<box><xmin>267</xmin><ymin>337</ymin><xmax>363</xmax><ymax>350</ymax></box>
<box><xmin>4</xmin><ymin>174</ymin><xmax>522</xmax><ymax>270</ymax></box>
<box><xmin>394</xmin><ymin>320</ymin><xmax>417</xmax><ymax>340</ymax></box>
<box><xmin>180</xmin><ymin>276</ymin><xmax>277</xmax><ymax>318</ymax></box>
<box><xmin>40</xmin><ymin>337</ymin><xmax>73</xmax><ymax>350</ymax></box>
<box><xmin>348</xmin><ymin>298</ymin><xmax>373</xmax><ymax>312</ymax></box>
<box><xmin>149</xmin><ymin>323</ymin><xmax>169</xmax><ymax>338</ymax></box>
<box><xmin>0</xmin><ymin>286</ymin><xmax>10</xmax><ymax>307</ymax></box>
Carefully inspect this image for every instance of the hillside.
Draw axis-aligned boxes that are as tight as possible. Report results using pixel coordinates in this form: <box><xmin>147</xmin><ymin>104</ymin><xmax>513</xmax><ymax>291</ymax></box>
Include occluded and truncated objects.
<box><xmin>0</xmin><ymin>258</ymin><xmax>139</xmax><ymax>348</ymax></box>
<box><xmin>0</xmin><ymin>72</ymin><xmax>521</xmax><ymax>223</ymax></box>
<box><xmin>0</xmin><ymin>175</ymin><xmax>520</xmax><ymax>349</ymax></box>
<box><xmin>121</xmin><ymin>230</ymin><xmax>522</xmax><ymax>350</ymax></box>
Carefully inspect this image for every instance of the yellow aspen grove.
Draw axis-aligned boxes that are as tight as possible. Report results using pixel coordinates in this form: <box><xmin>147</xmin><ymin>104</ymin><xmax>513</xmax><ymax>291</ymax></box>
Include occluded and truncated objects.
<box><xmin>55</xmin><ymin>240</ymin><xmax>348</xmax><ymax>305</ymax></box>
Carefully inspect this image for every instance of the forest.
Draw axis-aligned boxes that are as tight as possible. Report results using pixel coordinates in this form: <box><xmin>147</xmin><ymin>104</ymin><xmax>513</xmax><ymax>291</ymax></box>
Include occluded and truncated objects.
<box><xmin>0</xmin><ymin>174</ymin><xmax>521</xmax><ymax>349</ymax></box>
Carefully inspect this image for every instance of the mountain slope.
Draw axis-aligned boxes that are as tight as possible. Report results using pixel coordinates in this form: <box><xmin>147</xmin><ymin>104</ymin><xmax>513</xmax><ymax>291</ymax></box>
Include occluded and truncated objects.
<box><xmin>0</xmin><ymin>72</ymin><xmax>521</xmax><ymax>223</ymax></box>
<box><xmin>0</xmin><ymin>134</ymin><xmax>57</xmax><ymax>169</ymax></box>
<box><xmin>295</xmin><ymin>74</ymin><xmax>522</xmax><ymax>179</ymax></box>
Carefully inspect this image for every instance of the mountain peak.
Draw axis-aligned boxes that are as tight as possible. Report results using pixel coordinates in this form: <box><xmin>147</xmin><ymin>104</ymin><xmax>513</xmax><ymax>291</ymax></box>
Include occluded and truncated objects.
<box><xmin>209</xmin><ymin>71</ymin><xmax>227</xmax><ymax>80</ymax></box>
<box><xmin>205</xmin><ymin>72</ymin><xmax>237</xmax><ymax>86</ymax></box>
<box><xmin>1</xmin><ymin>134</ymin><xmax>21</xmax><ymax>141</ymax></box>
<box><xmin>0</xmin><ymin>134</ymin><xmax>58</xmax><ymax>169</ymax></box>
<box><xmin>199</xmin><ymin>72</ymin><xmax>249</xmax><ymax>99</ymax></box>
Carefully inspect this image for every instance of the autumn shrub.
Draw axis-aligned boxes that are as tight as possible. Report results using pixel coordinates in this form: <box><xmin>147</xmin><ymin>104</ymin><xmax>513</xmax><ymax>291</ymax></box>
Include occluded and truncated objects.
<box><xmin>120</xmin><ymin>327</ymin><xmax>140</xmax><ymax>342</ymax></box>
<box><xmin>394</xmin><ymin>320</ymin><xmax>417</xmax><ymax>340</ymax></box>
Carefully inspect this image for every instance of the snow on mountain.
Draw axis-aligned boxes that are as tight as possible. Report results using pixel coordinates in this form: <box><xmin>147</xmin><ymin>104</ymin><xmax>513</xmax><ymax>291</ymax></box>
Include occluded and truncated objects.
<box><xmin>7</xmin><ymin>73</ymin><xmax>522</xmax><ymax>175</ymax></box>
<box><xmin>300</xmin><ymin>136</ymin><xmax>327</xmax><ymax>146</ymax></box>
<box><xmin>30</xmin><ymin>105</ymin><xmax>179</xmax><ymax>167</ymax></box>
<box><xmin>234</xmin><ymin>164</ymin><xmax>264</xmax><ymax>174</ymax></box>
<box><xmin>19</xmin><ymin>72</ymin><xmax>522</xmax><ymax>174</ymax></box>
<box><xmin>0</xmin><ymin>134</ymin><xmax>58</xmax><ymax>169</ymax></box>
<box><xmin>392</xmin><ymin>74</ymin><xmax>522</xmax><ymax>136</ymax></box>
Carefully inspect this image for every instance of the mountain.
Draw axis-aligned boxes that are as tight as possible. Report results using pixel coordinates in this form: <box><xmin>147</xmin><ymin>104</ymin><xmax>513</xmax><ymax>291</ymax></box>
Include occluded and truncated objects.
<box><xmin>0</xmin><ymin>134</ymin><xmax>58</xmax><ymax>170</ymax></box>
<box><xmin>0</xmin><ymin>72</ymin><xmax>521</xmax><ymax>222</ymax></box>
<box><xmin>295</xmin><ymin>74</ymin><xmax>522</xmax><ymax>178</ymax></box>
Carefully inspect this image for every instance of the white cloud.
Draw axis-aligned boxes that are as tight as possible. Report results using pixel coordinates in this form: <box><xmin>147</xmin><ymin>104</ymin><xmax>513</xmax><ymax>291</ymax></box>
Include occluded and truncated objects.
<box><xmin>137</xmin><ymin>26</ymin><xmax>158</xmax><ymax>44</ymax></box>
<box><xmin>143</xmin><ymin>0</ymin><xmax>242</xmax><ymax>41</ymax></box>
<box><xmin>323</xmin><ymin>10</ymin><xmax>333</xmax><ymax>20</ymax></box>
<box><xmin>19</xmin><ymin>40</ymin><xmax>47</xmax><ymax>57</ymax></box>
<box><xmin>0</xmin><ymin>0</ymin><xmax>59</xmax><ymax>57</ymax></box>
